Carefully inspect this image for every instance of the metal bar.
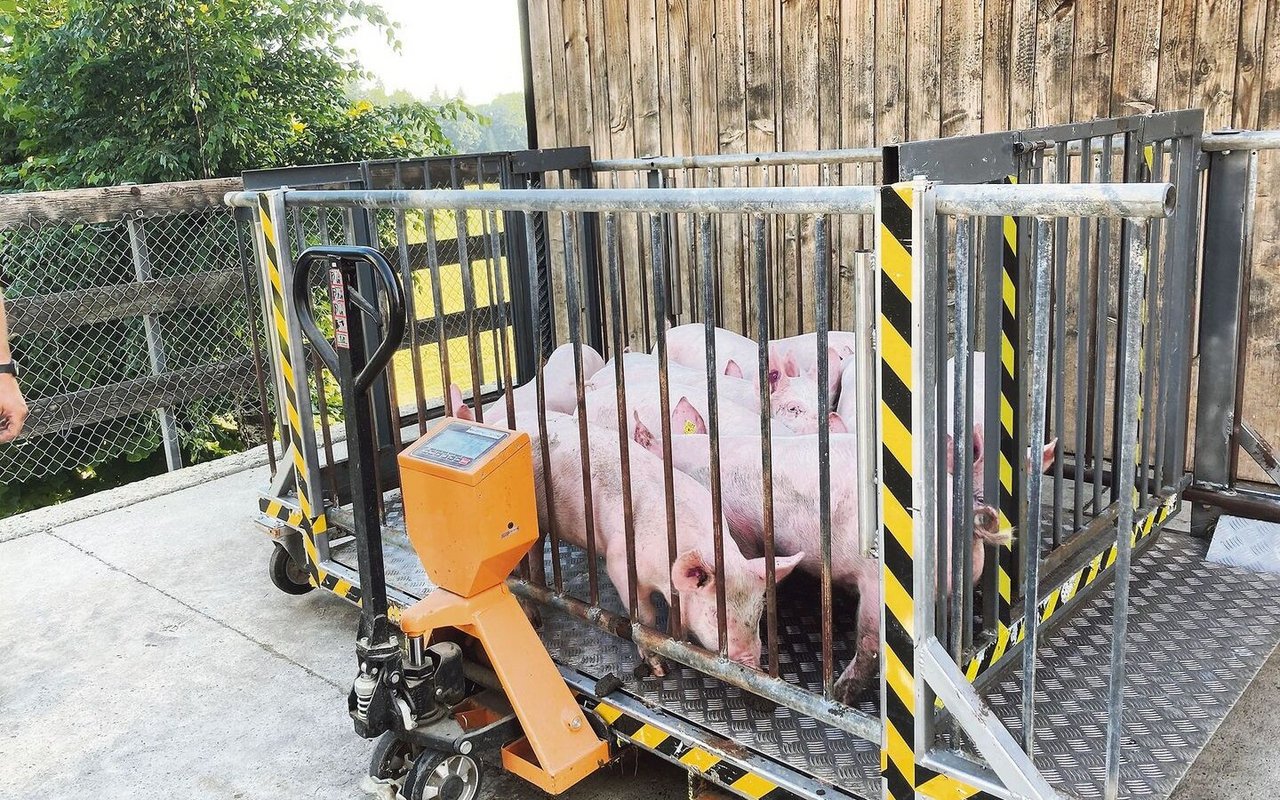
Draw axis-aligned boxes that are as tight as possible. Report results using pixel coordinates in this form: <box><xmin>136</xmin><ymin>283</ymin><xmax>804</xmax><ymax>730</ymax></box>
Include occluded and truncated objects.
<box><xmin>1103</xmin><ymin>218</ymin><xmax>1149</xmax><ymax>800</ymax></box>
<box><xmin>1051</xmin><ymin>142</ymin><xmax>1068</xmax><ymax>545</ymax></box>
<box><xmin>1191</xmin><ymin>147</ymin><xmax>1251</xmax><ymax>532</ymax></box>
<box><xmin>424</xmin><ymin>219</ymin><xmax>453</xmax><ymax>415</ymax></box>
<box><xmin>752</xmin><ymin>214</ymin><xmax>780</xmax><ymax>677</ymax></box>
<box><xmin>814</xmin><ymin>214</ymin><xmax>835</xmax><ymax>698</ymax></box>
<box><xmin>394</xmin><ymin>210</ymin><xmax>428</xmax><ymax>436</ymax></box>
<box><xmin>456</xmin><ymin>210</ymin><xmax>486</xmax><ymax>423</ymax></box>
<box><xmin>1201</xmin><ymin>129</ymin><xmax>1280</xmax><ymax>151</ymax></box>
<box><xmin>650</xmin><ymin>211</ymin><xmax>683</xmax><ymax>640</ymax></box>
<box><xmin>1139</xmin><ymin>143</ymin><xmax>1164</xmax><ymax>498</ymax></box>
<box><xmin>854</xmin><ymin>251</ymin><xmax>878</xmax><ymax>559</ymax></box>
<box><xmin>312</xmin><ymin>350</ymin><xmax>339</xmax><ymax>503</ymax></box>
<box><xmin>227</xmin><ymin>183</ymin><xmax>1173</xmax><ymax>219</ymax></box>
<box><xmin>980</xmin><ymin>215</ymin><xmax>1003</xmax><ymax>634</ymax></box>
<box><xmin>1091</xmin><ymin>138</ymin><xmax>1114</xmax><ymax>512</ymax></box>
<box><xmin>563</xmin><ymin>210</ymin><xmax>601</xmax><ymax>606</ymax></box>
<box><xmin>592</xmin><ymin>147</ymin><xmax>883</xmax><ymax>171</ymax></box>
<box><xmin>525</xmin><ymin>211</ymin><xmax>562</xmax><ymax>591</ymax></box>
<box><xmin>487</xmin><ymin>210</ymin><xmax>517</xmax><ymax>429</ymax></box>
<box><xmin>1165</xmin><ymin>133</ymin><xmax>1205</xmax><ymax>485</ymax></box>
<box><xmin>125</xmin><ymin>216</ymin><xmax>183</xmax><ymax>471</ymax></box>
<box><xmin>952</xmin><ymin>217</ymin><xmax>975</xmax><ymax>660</ymax></box>
<box><xmin>1074</xmin><ymin>138</ymin><xmax>1094</xmax><ymax>529</ymax></box>
<box><xmin>919</xmin><ymin>639</ymin><xmax>1061</xmax><ymax>800</ymax></box>
<box><xmin>1021</xmin><ymin>217</ymin><xmax>1054</xmax><ymax>754</ymax></box>
<box><xmin>1238</xmin><ymin>421</ymin><xmax>1280</xmax><ymax>487</ymax></box>
<box><xmin>698</xmin><ymin>214</ymin><xmax>729</xmax><ymax>658</ymax></box>
<box><xmin>235</xmin><ymin>220</ymin><xmax>277</xmax><ymax>475</ymax></box>
<box><xmin>605</xmin><ymin>213</ymin><xmax>641</xmax><ymax>618</ymax></box>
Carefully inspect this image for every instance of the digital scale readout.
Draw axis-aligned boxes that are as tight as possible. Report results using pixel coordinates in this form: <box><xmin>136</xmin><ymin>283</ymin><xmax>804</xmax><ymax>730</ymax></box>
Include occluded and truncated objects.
<box><xmin>413</xmin><ymin>423</ymin><xmax>508</xmax><ymax>468</ymax></box>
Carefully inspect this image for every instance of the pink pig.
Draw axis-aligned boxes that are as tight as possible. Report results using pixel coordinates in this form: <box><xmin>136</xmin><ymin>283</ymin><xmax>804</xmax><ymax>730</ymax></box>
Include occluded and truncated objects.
<box><xmin>476</xmin><ymin>342</ymin><xmax>605</xmax><ymax>426</ymax></box>
<box><xmin>633</xmin><ymin>401</ymin><xmax>1009</xmax><ymax>704</ymax></box>
<box><xmin>452</xmin><ymin>387</ymin><xmax>804</xmax><ymax>673</ymax></box>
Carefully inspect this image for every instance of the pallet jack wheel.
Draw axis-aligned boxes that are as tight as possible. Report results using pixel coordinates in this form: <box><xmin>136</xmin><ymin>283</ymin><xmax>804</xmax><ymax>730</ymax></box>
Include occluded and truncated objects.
<box><xmin>268</xmin><ymin>544</ymin><xmax>313</xmax><ymax>595</ymax></box>
<box><xmin>370</xmin><ymin>732</ymin><xmax>420</xmax><ymax>782</ymax></box>
<box><xmin>401</xmin><ymin>748</ymin><xmax>483</xmax><ymax>800</ymax></box>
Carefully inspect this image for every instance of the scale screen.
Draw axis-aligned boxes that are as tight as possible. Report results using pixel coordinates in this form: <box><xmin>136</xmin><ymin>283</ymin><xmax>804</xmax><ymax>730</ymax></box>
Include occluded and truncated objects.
<box><xmin>413</xmin><ymin>423</ymin><xmax>508</xmax><ymax>468</ymax></box>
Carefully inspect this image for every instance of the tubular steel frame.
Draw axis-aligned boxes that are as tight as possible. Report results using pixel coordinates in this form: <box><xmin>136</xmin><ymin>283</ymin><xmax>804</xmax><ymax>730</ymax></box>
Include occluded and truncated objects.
<box><xmin>232</xmin><ymin>170</ymin><xmax>1188</xmax><ymax>800</ymax></box>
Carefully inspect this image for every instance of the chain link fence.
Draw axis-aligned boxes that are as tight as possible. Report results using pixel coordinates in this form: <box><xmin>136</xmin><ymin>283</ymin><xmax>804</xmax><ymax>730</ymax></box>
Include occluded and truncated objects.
<box><xmin>0</xmin><ymin>179</ymin><xmax>268</xmax><ymax>514</ymax></box>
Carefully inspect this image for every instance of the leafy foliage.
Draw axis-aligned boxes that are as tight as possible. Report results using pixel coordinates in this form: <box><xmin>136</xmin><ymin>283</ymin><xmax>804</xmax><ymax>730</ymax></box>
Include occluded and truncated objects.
<box><xmin>0</xmin><ymin>0</ymin><xmax>476</xmax><ymax>190</ymax></box>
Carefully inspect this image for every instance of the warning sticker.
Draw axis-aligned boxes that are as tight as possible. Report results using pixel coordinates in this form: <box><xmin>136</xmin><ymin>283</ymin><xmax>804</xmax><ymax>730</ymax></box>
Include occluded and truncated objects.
<box><xmin>328</xmin><ymin>267</ymin><xmax>349</xmax><ymax>349</ymax></box>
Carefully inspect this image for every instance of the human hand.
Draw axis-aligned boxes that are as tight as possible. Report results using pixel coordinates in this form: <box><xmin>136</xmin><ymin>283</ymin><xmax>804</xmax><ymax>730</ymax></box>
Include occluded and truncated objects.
<box><xmin>0</xmin><ymin>373</ymin><xmax>28</xmax><ymax>443</ymax></box>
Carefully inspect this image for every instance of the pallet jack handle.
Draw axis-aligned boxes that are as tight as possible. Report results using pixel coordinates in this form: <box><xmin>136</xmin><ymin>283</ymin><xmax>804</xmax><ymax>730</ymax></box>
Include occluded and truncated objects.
<box><xmin>293</xmin><ymin>246</ymin><xmax>406</xmax><ymax>721</ymax></box>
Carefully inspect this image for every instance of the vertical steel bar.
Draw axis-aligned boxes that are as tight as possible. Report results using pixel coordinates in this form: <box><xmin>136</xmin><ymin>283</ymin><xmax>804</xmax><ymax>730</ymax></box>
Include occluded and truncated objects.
<box><xmin>1021</xmin><ymin>217</ymin><xmax>1054</xmax><ymax>755</ymax></box>
<box><xmin>1075</xmin><ymin>138</ymin><xmax>1095</xmax><ymax>527</ymax></box>
<box><xmin>562</xmin><ymin>211</ymin><xmax>601</xmax><ymax>605</ymax></box>
<box><xmin>1110</xmin><ymin>133</ymin><xmax>1140</xmax><ymax>505</ymax></box>
<box><xmin>815</xmin><ymin>214</ymin><xmax>835</xmax><ymax>697</ymax></box>
<box><xmin>1103</xmin><ymin>218</ymin><xmax>1149</xmax><ymax>800</ymax></box>
<box><xmin>235</xmin><ymin>218</ymin><xmax>278</xmax><ymax>475</ymax></box>
<box><xmin>525</xmin><ymin>211</ymin><xmax>562</xmax><ymax>591</ymax></box>
<box><xmin>980</xmin><ymin>215</ymin><xmax>1003</xmax><ymax>632</ymax></box>
<box><xmin>698</xmin><ymin>214</ymin><xmax>729</xmax><ymax>657</ymax></box>
<box><xmin>855</xmin><ymin>251</ymin><xmax>879</xmax><ymax>559</ymax></box>
<box><xmin>1166</xmin><ymin>134</ymin><xmax>1205</xmax><ymax>485</ymax></box>
<box><xmin>394</xmin><ymin>210</ymin><xmax>428</xmax><ymax>436</ymax></box>
<box><xmin>1140</xmin><ymin>143</ymin><xmax>1165</xmax><ymax>498</ymax></box>
<box><xmin>424</xmin><ymin>218</ymin><xmax>453</xmax><ymax>415</ymax></box>
<box><xmin>1091</xmin><ymin>136</ymin><xmax>1114</xmax><ymax>508</ymax></box>
<box><xmin>951</xmin><ymin>217</ymin><xmax>975</xmax><ymax>661</ymax></box>
<box><xmin>753</xmin><ymin>214</ymin><xmax>780</xmax><ymax>676</ymax></box>
<box><xmin>125</xmin><ymin>216</ymin><xmax>183</xmax><ymax>471</ymax></box>
<box><xmin>1051</xmin><ymin>141</ymin><xmax>1068</xmax><ymax>545</ymax></box>
<box><xmin>650</xmin><ymin>211</ymin><xmax>683</xmax><ymax>639</ymax></box>
<box><xmin>605</xmin><ymin>213</ymin><xmax>641</xmax><ymax>618</ymax></box>
<box><xmin>456</xmin><ymin>209</ymin><xmax>485</xmax><ymax>423</ymax></box>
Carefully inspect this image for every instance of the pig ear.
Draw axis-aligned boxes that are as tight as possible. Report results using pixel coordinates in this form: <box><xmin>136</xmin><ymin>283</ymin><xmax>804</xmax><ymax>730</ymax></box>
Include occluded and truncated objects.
<box><xmin>1039</xmin><ymin>438</ymin><xmax>1058</xmax><ymax>473</ymax></box>
<box><xmin>783</xmin><ymin>351</ymin><xmax>801</xmax><ymax>378</ymax></box>
<box><xmin>672</xmin><ymin>397</ymin><xmax>707</xmax><ymax>435</ymax></box>
<box><xmin>632</xmin><ymin>411</ymin><xmax>657</xmax><ymax>453</ymax></box>
<box><xmin>748</xmin><ymin>552</ymin><xmax>806</xmax><ymax>583</ymax></box>
<box><xmin>827</xmin><ymin>413</ymin><xmax>848</xmax><ymax>434</ymax></box>
<box><xmin>724</xmin><ymin>359</ymin><xmax>744</xmax><ymax>379</ymax></box>
<box><xmin>449</xmin><ymin>384</ymin><xmax>473</xmax><ymax>421</ymax></box>
<box><xmin>825</xmin><ymin>347</ymin><xmax>843</xmax><ymax>395</ymax></box>
<box><xmin>672</xmin><ymin>550</ymin><xmax>714</xmax><ymax>594</ymax></box>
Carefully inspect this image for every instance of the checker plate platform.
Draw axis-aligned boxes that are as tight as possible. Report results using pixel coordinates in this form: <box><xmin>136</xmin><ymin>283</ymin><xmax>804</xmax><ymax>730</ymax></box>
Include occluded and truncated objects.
<box><xmin>327</xmin><ymin>494</ymin><xmax>1280</xmax><ymax>799</ymax></box>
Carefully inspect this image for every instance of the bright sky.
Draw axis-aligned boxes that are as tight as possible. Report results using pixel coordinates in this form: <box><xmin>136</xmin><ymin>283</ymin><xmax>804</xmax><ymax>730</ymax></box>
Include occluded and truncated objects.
<box><xmin>345</xmin><ymin>1</ymin><xmax>526</xmax><ymax>104</ymax></box>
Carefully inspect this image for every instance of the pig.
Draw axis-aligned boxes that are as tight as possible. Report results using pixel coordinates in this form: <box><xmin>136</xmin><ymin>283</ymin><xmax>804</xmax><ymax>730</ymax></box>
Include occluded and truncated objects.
<box><xmin>586</xmin><ymin>352</ymin><xmax>762</xmax><ymax>412</ymax></box>
<box><xmin>474</xmin><ymin>342</ymin><xmax>606</xmax><ymax>425</ymax></box>
<box><xmin>660</xmin><ymin>324</ymin><xmax>843</xmax><ymax>434</ymax></box>
<box><xmin>582</xmin><ymin>384</ymin><xmax>792</xmax><ymax>450</ymax></box>
<box><xmin>633</xmin><ymin>401</ymin><xmax>1008</xmax><ymax>705</ymax></box>
<box><xmin>451</xmin><ymin>385</ymin><xmax>804</xmax><ymax>672</ymax></box>
<box><xmin>768</xmin><ymin>331</ymin><xmax>859</xmax><ymax>400</ymax></box>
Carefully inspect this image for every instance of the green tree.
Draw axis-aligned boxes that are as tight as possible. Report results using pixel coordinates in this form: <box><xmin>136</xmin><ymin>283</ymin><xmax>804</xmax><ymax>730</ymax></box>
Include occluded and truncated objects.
<box><xmin>0</xmin><ymin>0</ymin><xmax>475</xmax><ymax>190</ymax></box>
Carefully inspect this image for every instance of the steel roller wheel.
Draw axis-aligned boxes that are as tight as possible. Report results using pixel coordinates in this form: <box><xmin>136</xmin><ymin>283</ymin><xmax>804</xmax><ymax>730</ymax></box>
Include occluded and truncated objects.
<box><xmin>401</xmin><ymin>748</ymin><xmax>483</xmax><ymax>800</ymax></box>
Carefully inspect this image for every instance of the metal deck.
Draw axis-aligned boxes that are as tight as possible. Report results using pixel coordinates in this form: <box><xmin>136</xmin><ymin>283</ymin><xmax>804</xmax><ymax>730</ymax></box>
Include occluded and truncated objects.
<box><xmin>329</xmin><ymin>497</ymin><xmax>1280</xmax><ymax>799</ymax></box>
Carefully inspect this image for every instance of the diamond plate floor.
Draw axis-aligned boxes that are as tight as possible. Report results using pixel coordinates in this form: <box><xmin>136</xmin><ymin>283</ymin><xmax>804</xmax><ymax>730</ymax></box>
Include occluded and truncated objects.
<box><xmin>329</xmin><ymin>494</ymin><xmax>1280</xmax><ymax>800</ymax></box>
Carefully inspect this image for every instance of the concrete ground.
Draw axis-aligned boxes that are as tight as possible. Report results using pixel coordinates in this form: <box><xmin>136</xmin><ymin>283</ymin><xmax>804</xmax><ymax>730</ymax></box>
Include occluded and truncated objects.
<box><xmin>0</xmin><ymin>458</ymin><xmax>1275</xmax><ymax>799</ymax></box>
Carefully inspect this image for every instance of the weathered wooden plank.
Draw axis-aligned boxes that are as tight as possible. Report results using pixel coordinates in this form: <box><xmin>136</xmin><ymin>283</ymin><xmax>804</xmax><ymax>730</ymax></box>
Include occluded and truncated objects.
<box><xmin>714</xmin><ymin>0</ymin><xmax>749</xmax><ymax>330</ymax></box>
<box><xmin>666</xmin><ymin>0</ymin><xmax>695</xmax><ymax>158</ymax></box>
<box><xmin>585</xmin><ymin>0</ymin><xmax>614</xmax><ymax>162</ymax></box>
<box><xmin>525</xmin><ymin>0</ymin><xmax>558</xmax><ymax>147</ymax></box>
<box><xmin>8</xmin><ymin>270</ymin><xmax>245</xmax><ymax>337</ymax></box>
<box><xmin>876</xmin><ymin>0</ymin><xmax>908</xmax><ymax>144</ymax></box>
<box><xmin>561</xmin><ymin>0</ymin><xmax>595</xmax><ymax>147</ymax></box>
<box><xmin>629</xmin><ymin>0</ymin><xmax>663</xmax><ymax>158</ymax></box>
<box><xmin>0</xmin><ymin>178</ymin><xmax>242</xmax><ymax>230</ymax></box>
<box><xmin>21</xmin><ymin>357</ymin><xmax>257</xmax><ymax>439</ymax></box>
<box><xmin>1008</xmin><ymin>0</ymin><xmax>1037</xmax><ymax>129</ymax></box>
<box><xmin>1232</xmin><ymin>0</ymin><xmax>1269</xmax><ymax>129</ymax></box>
<box><xmin>1070</xmin><ymin>0</ymin><xmax>1117</xmax><ymax>122</ymax></box>
<box><xmin>1192</xmin><ymin>0</ymin><xmax>1243</xmax><ymax>130</ymax></box>
<box><xmin>744</xmin><ymin>0</ymin><xmax>778</xmax><ymax>153</ymax></box>
<box><xmin>1034</xmin><ymin>0</ymin><xmax>1076</xmax><ymax>126</ymax></box>
<box><xmin>544</xmin><ymin>0</ymin><xmax>572</xmax><ymax>147</ymax></box>
<box><xmin>1155</xmin><ymin>0</ymin><xmax>1197</xmax><ymax>113</ymax></box>
<box><xmin>941</xmin><ymin>0</ymin><xmax>985</xmax><ymax>137</ymax></box>
<box><xmin>981</xmin><ymin>0</ymin><xmax>1012</xmax><ymax>131</ymax></box>
<box><xmin>1110</xmin><ymin>0</ymin><xmax>1164</xmax><ymax>116</ymax></box>
<box><xmin>907</xmin><ymin>0</ymin><xmax>943</xmax><ymax>139</ymax></box>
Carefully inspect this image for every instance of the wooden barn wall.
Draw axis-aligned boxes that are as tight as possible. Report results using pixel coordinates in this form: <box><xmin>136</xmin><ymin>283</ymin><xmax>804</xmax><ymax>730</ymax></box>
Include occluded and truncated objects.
<box><xmin>526</xmin><ymin>0</ymin><xmax>1280</xmax><ymax>483</ymax></box>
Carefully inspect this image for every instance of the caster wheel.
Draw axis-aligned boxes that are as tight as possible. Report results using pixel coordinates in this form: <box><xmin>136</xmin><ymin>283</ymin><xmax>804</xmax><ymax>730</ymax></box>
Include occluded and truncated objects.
<box><xmin>402</xmin><ymin>749</ymin><xmax>483</xmax><ymax>800</ymax></box>
<box><xmin>370</xmin><ymin>733</ymin><xmax>420</xmax><ymax>782</ymax></box>
<box><xmin>268</xmin><ymin>544</ymin><xmax>313</xmax><ymax>595</ymax></box>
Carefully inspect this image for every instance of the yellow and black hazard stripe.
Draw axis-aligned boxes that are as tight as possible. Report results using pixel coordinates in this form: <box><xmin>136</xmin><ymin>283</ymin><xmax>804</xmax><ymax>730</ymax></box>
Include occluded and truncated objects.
<box><xmin>877</xmin><ymin>183</ymin><xmax>920</xmax><ymax>800</ymax></box>
<box><xmin>995</xmin><ymin>176</ymin><xmax>1019</xmax><ymax>630</ymax></box>
<box><xmin>258</xmin><ymin>192</ymin><xmax>329</xmax><ymax>585</ymax></box>
<box><xmin>592</xmin><ymin>701</ymin><xmax>803</xmax><ymax>800</ymax></box>
<box><xmin>259</xmin><ymin>495</ymin><xmax>363</xmax><ymax>603</ymax></box>
<box><xmin>962</xmin><ymin>493</ymin><xmax>1177</xmax><ymax>682</ymax></box>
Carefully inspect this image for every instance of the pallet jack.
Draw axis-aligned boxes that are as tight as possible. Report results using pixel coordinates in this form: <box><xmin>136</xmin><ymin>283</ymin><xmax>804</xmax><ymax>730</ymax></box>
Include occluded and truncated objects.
<box><xmin>293</xmin><ymin>246</ymin><xmax>609</xmax><ymax>800</ymax></box>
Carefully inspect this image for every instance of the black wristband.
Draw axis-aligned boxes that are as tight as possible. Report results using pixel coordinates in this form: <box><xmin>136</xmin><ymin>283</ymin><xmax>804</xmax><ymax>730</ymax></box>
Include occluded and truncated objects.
<box><xmin>0</xmin><ymin>360</ymin><xmax>18</xmax><ymax>378</ymax></box>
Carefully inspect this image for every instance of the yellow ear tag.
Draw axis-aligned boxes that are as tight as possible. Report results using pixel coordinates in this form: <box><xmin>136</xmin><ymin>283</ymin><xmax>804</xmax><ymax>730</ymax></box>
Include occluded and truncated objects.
<box><xmin>683</xmin><ymin>420</ymin><xmax>696</xmax><ymax>434</ymax></box>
